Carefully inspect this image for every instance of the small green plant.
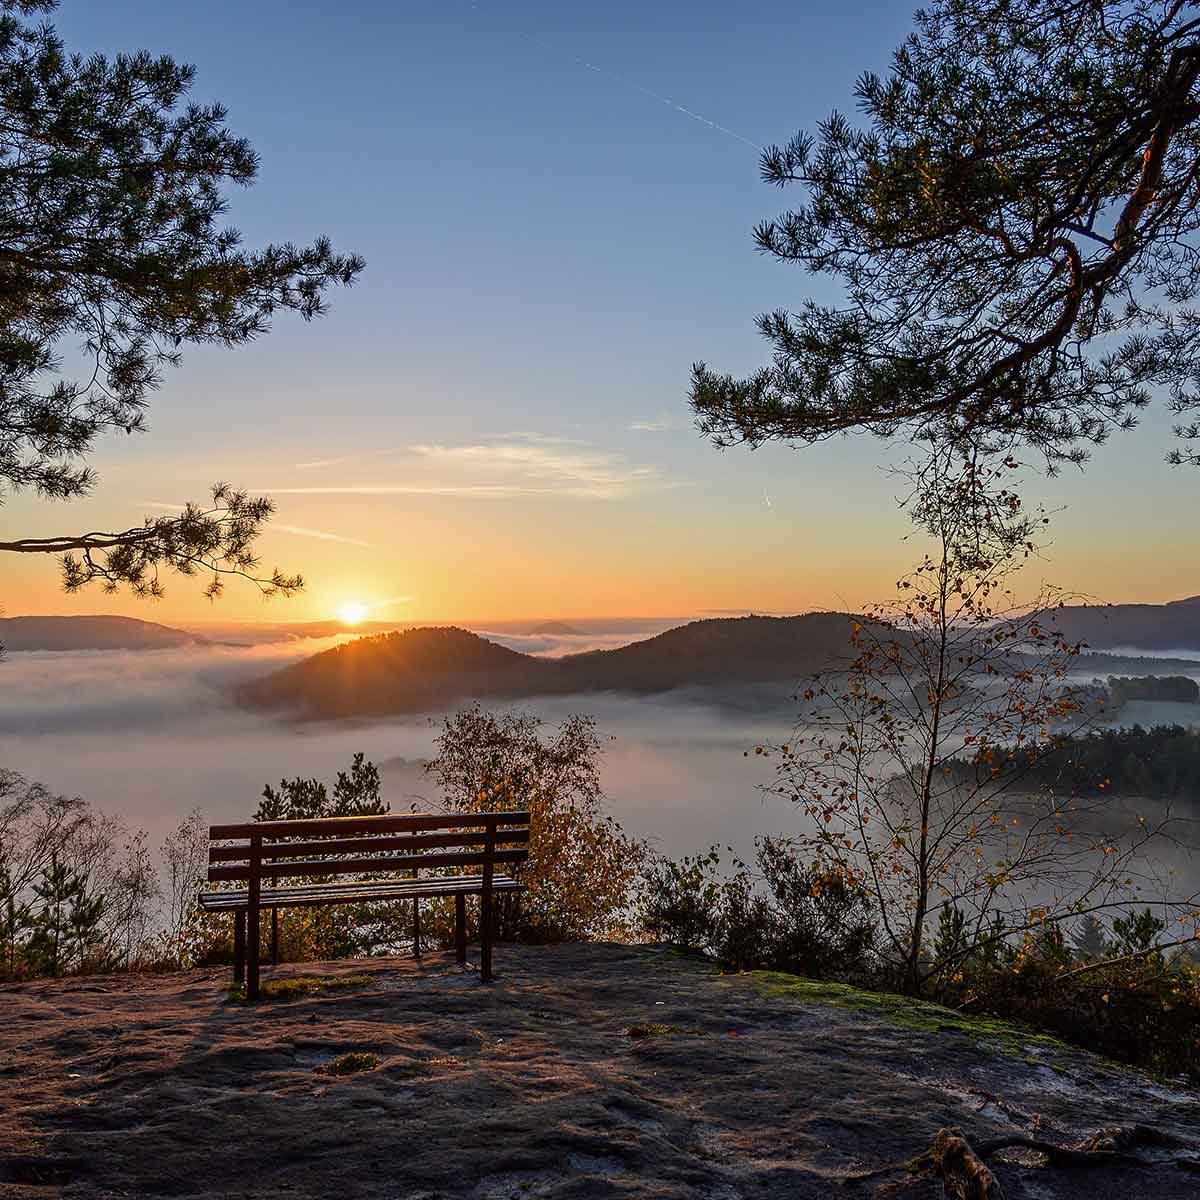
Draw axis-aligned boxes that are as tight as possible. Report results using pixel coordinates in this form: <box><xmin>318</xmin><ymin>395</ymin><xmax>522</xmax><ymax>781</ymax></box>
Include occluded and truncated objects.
<box><xmin>625</xmin><ymin>1022</ymin><xmax>690</xmax><ymax>1038</ymax></box>
<box><xmin>317</xmin><ymin>1051</ymin><xmax>379</xmax><ymax>1076</ymax></box>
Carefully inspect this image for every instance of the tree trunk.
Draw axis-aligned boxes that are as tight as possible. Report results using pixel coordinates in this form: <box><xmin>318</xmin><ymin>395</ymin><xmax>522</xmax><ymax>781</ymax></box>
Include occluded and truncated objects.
<box><xmin>906</xmin><ymin>560</ymin><xmax>952</xmax><ymax>995</ymax></box>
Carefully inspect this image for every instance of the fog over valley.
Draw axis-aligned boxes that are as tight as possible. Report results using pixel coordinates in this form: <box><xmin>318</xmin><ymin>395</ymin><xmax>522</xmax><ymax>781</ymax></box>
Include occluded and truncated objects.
<box><xmin>1</xmin><ymin>635</ymin><xmax>804</xmax><ymax>863</ymax></box>
<box><xmin>6</xmin><ymin>620</ymin><xmax>1200</xmax><ymax>888</ymax></box>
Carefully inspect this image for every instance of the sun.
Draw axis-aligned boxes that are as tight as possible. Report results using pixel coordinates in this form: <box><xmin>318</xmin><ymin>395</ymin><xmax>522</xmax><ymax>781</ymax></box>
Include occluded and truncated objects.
<box><xmin>337</xmin><ymin>602</ymin><xmax>367</xmax><ymax>626</ymax></box>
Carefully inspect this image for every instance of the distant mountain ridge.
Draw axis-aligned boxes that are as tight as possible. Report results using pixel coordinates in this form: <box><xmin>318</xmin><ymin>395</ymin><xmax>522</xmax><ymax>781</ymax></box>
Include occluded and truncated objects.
<box><xmin>1052</xmin><ymin>598</ymin><xmax>1200</xmax><ymax>651</ymax></box>
<box><xmin>0</xmin><ymin>615</ymin><xmax>203</xmax><ymax>652</ymax></box>
<box><xmin>236</xmin><ymin>613</ymin><xmax>862</xmax><ymax>718</ymax></box>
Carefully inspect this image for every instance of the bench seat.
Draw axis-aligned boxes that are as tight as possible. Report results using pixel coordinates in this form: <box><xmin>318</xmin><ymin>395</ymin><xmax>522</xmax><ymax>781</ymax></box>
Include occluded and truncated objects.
<box><xmin>198</xmin><ymin>873</ymin><xmax>524</xmax><ymax>912</ymax></box>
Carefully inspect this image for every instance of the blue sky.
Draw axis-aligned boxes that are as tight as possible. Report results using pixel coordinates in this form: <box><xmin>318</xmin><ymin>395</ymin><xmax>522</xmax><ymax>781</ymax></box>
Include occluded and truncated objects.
<box><xmin>6</xmin><ymin>0</ymin><xmax>1197</xmax><ymax>621</ymax></box>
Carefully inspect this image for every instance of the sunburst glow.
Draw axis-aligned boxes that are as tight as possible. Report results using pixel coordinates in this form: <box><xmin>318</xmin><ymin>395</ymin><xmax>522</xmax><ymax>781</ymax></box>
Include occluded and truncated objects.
<box><xmin>338</xmin><ymin>602</ymin><xmax>367</xmax><ymax>626</ymax></box>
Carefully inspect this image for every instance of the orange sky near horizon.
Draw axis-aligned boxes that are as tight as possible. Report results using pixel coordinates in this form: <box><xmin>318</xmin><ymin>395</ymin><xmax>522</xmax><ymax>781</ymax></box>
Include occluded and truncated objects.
<box><xmin>4</xmin><ymin>420</ymin><xmax>1199</xmax><ymax>628</ymax></box>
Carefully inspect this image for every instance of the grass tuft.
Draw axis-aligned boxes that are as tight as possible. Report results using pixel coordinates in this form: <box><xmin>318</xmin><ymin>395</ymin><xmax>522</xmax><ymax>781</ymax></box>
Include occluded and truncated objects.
<box><xmin>317</xmin><ymin>1051</ymin><xmax>380</xmax><ymax>1076</ymax></box>
<box><xmin>226</xmin><ymin>973</ymin><xmax>372</xmax><ymax>1003</ymax></box>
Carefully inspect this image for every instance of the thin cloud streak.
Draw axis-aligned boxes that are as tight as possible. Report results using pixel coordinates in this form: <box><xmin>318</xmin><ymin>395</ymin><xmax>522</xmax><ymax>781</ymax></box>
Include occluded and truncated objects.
<box><xmin>296</xmin><ymin>456</ymin><xmax>354</xmax><ymax>470</ymax></box>
<box><xmin>630</xmin><ymin>415</ymin><xmax>683</xmax><ymax>433</ymax></box>
<box><xmin>295</xmin><ymin>432</ymin><xmax>585</xmax><ymax>471</ymax></box>
<box><xmin>294</xmin><ymin>445</ymin><xmax>402</xmax><ymax>470</ymax></box>
<box><xmin>266</xmin><ymin>437</ymin><xmax>676</xmax><ymax>500</ymax></box>
<box><xmin>260</xmin><ymin>484</ymin><xmax>640</xmax><ymax>500</ymax></box>
<box><xmin>142</xmin><ymin>503</ymin><xmax>371</xmax><ymax>547</ymax></box>
<box><xmin>366</xmin><ymin>594</ymin><xmax>415</xmax><ymax>612</ymax></box>
<box><xmin>405</xmin><ymin>440</ymin><xmax>660</xmax><ymax>495</ymax></box>
<box><xmin>270</xmin><ymin>523</ymin><xmax>372</xmax><ymax>547</ymax></box>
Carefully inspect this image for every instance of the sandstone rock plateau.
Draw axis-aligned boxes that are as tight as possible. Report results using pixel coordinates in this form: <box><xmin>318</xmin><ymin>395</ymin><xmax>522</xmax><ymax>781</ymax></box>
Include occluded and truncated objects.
<box><xmin>3</xmin><ymin>943</ymin><xmax>1199</xmax><ymax>1197</ymax></box>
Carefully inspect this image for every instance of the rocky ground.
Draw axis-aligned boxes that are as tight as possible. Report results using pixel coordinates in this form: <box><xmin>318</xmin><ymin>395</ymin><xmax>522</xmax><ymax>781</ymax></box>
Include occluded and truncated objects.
<box><xmin>3</xmin><ymin>942</ymin><xmax>1199</xmax><ymax>1198</ymax></box>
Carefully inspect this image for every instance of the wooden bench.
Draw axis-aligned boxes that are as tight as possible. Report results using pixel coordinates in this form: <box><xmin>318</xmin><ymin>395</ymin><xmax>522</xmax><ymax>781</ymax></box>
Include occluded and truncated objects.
<box><xmin>199</xmin><ymin>810</ymin><xmax>530</xmax><ymax>997</ymax></box>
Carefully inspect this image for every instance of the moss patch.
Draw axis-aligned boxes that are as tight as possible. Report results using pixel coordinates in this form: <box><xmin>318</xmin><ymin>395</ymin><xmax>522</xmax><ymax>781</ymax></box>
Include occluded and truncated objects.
<box><xmin>743</xmin><ymin>970</ymin><xmax>1077</xmax><ymax>1060</ymax></box>
<box><xmin>227</xmin><ymin>974</ymin><xmax>372</xmax><ymax>1003</ymax></box>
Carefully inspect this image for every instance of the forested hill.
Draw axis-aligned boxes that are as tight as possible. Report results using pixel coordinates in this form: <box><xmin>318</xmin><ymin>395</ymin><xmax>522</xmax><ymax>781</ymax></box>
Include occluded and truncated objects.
<box><xmin>237</xmin><ymin>626</ymin><xmax>544</xmax><ymax>717</ymax></box>
<box><xmin>0</xmin><ymin>615</ymin><xmax>203</xmax><ymax>651</ymax></box>
<box><xmin>556</xmin><ymin>611</ymin><xmax>860</xmax><ymax>691</ymax></box>
<box><xmin>236</xmin><ymin>613</ymin><xmax>862</xmax><ymax>718</ymax></box>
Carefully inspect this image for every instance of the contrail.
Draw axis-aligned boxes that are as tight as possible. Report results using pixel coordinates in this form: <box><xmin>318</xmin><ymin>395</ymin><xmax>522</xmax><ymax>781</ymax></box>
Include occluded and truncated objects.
<box><xmin>539</xmin><ymin>38</ymin><xmax>761</xmax><ymax>149</ymax></box>
<box><xmin>471</xmin><ymin>6</ymin><xmax>760</xmax><ymax>151</ymax></box>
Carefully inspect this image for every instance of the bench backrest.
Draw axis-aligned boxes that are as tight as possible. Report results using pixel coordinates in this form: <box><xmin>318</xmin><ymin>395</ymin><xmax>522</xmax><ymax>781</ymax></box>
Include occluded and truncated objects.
<box><xmin>206</xmin><ymin>811</ymin><xmax>531</xmax><ymax>886</ymax></box>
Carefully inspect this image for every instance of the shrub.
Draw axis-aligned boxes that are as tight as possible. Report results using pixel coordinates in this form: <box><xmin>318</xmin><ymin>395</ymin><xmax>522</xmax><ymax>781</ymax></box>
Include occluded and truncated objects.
<box><xmin>638</xmin><ymin>838</ymin><xmax>877</xmax><ymax>980</ymax></box>
<box><xmin>753</xmin><ymin>838</ymin><xmax>877</xmax><ymax>979</ymax></box>
<box><xmin>638</xmin><ymin>849</ymin><xmax>724</xmax><ymax>953</ymax></box>
<box><xmin>930</xmin><ymin>906</ymin><xmax>1200</xmax><ymax>1079</ymax></box>
<box><xmin>425</xmin><ymin>705</ymin><xmax>645</xmax><ymax>944</ymax></box>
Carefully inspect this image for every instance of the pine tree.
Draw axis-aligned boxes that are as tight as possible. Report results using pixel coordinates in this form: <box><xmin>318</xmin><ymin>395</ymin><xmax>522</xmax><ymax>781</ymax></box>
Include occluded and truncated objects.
<box><xmin>28</xmin><ymin>854</ymin><xmax>81</xmax><ymax>977</ymax></box>
<box><xmin>1073</xmin><ymin>914</ymin><xmax>1109</xmax><ymax>961</ymax></box>
<box><xmin>331</xmin><ymin>754</ymin><xmax>386</xmax><ymax>817</ymax></box>
<box><xmin>0</xmin><ymin>2</ymin><xmax>363</xmax><ymax>599</ymax></box>
<box><xmin>932</xmin><ymin>905</ymin><xmax>969</xmax><ymax>968</ymax></box>
<box><xmin>0</xmin><ymin>866</ymin><xmax>32</xmax><ymax>978</ymax></box>
<box><xmin>257</xmin><ymin>754</ymin><xmax>389</xmax><ymax>821</ymax></box>
<box><xmin>252</xmin><ymin>757</ymin><xmax>390</xmax><ymax>963</ymax></box>
<box><xmin>692</xmin><ymin>1</ymin><xmax>1200</xmax><ymax>471</ymax></box>
<box><xmin>1111</xmin><ymin>907</ymin><xmax>1167</xmax><ymax>956</ymax></box>
<box><xmin>66</xmin><ymin>884</ymin><xmax>107</xmax><ymax>973</ymax></box>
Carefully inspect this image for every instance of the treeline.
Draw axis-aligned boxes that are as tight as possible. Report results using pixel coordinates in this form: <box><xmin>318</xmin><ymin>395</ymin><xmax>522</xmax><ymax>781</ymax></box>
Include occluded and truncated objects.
<box><xmin>1032</xmin><ymin>724</ymin><xmax>1200</xmax><ymax>798</ymax></box>
<box><xmin>1105</xmin><ymin>675</ymin><xmax>1199</xmax><ymax>709</ymax></box>
<box><xmin>974</xmin><ymin>724</ymin><xmax>1200</xmax><ymax>800</ymax></box>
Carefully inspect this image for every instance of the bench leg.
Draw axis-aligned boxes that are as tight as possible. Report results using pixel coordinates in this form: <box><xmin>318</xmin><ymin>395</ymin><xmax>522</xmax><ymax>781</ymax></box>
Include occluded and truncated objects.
<box><xmin>412</xmin><ymin>896</ymin><xmax>422</xmax><ymax>958</ymax></box>
<box><xmin>455</xmin><ymin>893</ymin><xmax>466</xmax><ymax>964</ymax></box>
<box><xmin>480</xmin><ymin>889</ymin><xmax>493</xmax><ymax>982</ymax></box>
<box><xmin>233</xmin><ymin>910</ymin><xmax>246</xmax><ymax>985</ymax></box>
<box><xmin>246</xmin><ymin>903</ymin><xmax>260</xmax><ymax>1001</ymax></box>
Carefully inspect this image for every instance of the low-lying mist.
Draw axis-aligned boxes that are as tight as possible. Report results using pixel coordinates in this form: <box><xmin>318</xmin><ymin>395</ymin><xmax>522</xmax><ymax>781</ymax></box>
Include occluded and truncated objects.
<box><xmin>1</xmin><ymin>641</ymin><xmax>800</xmax><ymax>861</ymax></box>
<box><xmin>6</xmin><ymin>641</ymin><xmax>1200</xmax><ymax>893</ymax></box>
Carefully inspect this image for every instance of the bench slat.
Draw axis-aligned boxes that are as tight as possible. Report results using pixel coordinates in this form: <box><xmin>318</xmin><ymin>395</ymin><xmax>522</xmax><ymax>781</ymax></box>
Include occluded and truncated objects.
<box><xmin>208</xmin><ymin>827</ymin><xmax>530</xmax><ymax>865</ymax></box>
<box><xmin>246</xmin><ymin>878</ymin><xmax>522</xmax><ymax>901</ymax></box>
<box><xmin>207</xmin><ymin>847</ymin><xmax>528</xmax><ymax>883</ymax></box>
<box><xmin>198</xmin><ymin>874</ymin><xmax>524</xmax><ymax>911</ymax></box>
<box><xmin>211</xmin><ymin>873</ymin><xmax>522</xmax><ymax>898</ymax></box>
<box><xmin>209</xmin><ymin>810</ymin><xmax>530</xmax><ymax>840</ymax></box>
